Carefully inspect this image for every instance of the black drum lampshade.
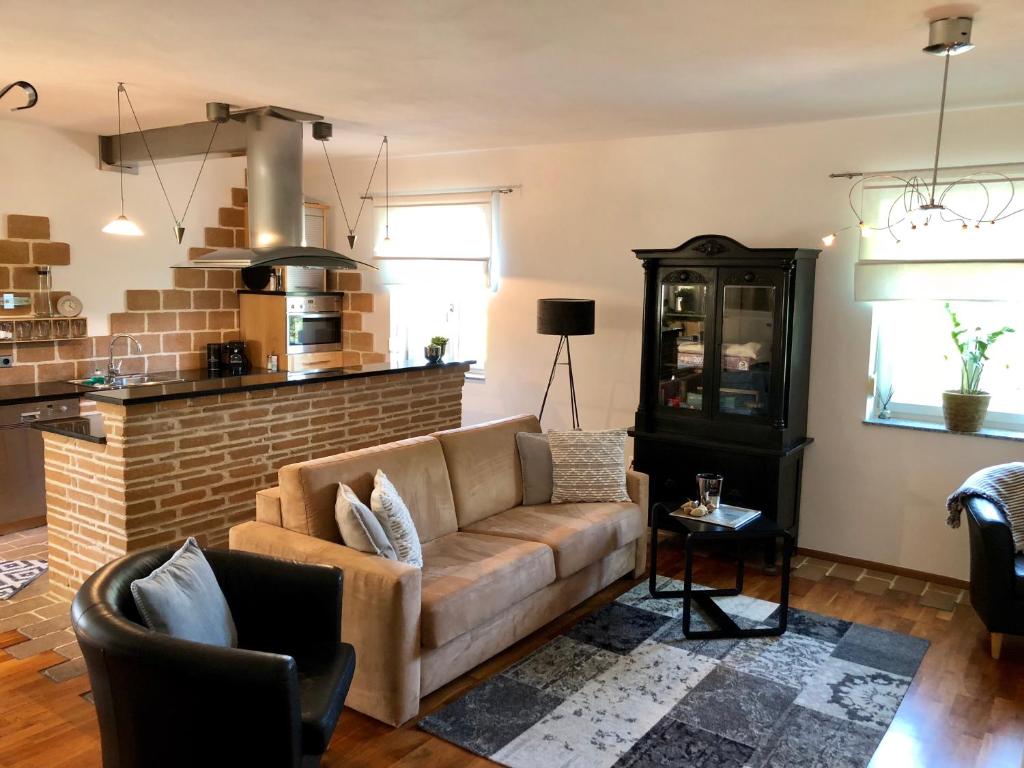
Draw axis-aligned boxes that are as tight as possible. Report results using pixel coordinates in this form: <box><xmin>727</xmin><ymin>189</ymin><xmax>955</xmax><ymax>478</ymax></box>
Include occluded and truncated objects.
<box><xmin>537</xmin><ymin>298</ymin><xmax>595</xmax><ymax>337</ymax></box>
<box><xmin>537</xmin><ymin>298</ymin><xmax>595</xmax><ymax>429</ymax></box>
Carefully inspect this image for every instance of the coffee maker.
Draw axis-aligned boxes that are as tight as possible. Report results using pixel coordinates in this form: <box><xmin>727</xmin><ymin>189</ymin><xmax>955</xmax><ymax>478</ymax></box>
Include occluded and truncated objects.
<box><xmin>221</xmin><ymin>341</ymin><xmax>251</xmax><ymax>375</ymax></box>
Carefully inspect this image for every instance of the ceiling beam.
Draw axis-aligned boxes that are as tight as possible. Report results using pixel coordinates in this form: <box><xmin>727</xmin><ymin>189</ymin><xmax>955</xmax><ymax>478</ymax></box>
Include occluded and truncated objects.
<box><xmin>99</xmin><ymin>119</ymin><xmax>248</xmax><ymax>168</ymax></box>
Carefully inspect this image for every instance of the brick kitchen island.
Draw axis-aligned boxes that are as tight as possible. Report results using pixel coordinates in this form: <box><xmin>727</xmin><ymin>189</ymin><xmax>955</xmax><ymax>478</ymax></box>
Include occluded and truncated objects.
<box><xmin>35</xmin><ymin>360</ymin><xmax>472</xmax><ymax>600</ymax></box>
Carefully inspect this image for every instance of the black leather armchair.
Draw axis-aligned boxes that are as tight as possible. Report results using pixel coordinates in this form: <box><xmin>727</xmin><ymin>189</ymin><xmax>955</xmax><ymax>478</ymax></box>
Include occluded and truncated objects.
<box><xmin>71</xmin><ymin>547</ymin><xmax>356</xmax><ymax>768</ymax></box>
<box><xmin>966</xmin><ymin>497</ymin><xmax>1024</xmax><ymax>659</ymax></box>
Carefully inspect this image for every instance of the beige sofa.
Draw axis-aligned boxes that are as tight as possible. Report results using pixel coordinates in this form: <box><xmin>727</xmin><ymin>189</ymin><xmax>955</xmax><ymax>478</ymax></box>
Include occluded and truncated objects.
<box><xmin>229</xmin><ymin>414</ymin><xmax>649</xmax><ymax>726</ymax></box>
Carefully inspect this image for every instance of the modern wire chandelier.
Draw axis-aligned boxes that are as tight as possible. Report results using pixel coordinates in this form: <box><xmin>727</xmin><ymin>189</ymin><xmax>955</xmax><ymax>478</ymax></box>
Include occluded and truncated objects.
<box><xmin>822</xmin><ymin>17</ymin><xmax>1022</xmax><ymax>247</ymax></box>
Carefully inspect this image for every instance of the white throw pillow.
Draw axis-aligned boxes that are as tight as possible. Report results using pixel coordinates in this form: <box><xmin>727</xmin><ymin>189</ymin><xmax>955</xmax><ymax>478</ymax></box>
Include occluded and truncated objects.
<box><xmin>549</xmin><ymin>429</ymin><xmax>631</xmax><ymax>504</ymax></box>
<box><xmin>370</xmin><ymin>470</ymin><xmax>424</xmax><ymax>568</ymax></box>
<box><xmin>335</xmin><ymin>484</ymin><xmax>397</xmax><ymax>560</ymax></box>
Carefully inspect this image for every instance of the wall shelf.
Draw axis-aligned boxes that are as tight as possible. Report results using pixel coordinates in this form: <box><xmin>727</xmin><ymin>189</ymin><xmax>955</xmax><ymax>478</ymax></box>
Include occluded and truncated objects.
<box><xmin>0</xmin><ymin>317</ymin><xmax>88</xmax><ymax>344</ymax></box>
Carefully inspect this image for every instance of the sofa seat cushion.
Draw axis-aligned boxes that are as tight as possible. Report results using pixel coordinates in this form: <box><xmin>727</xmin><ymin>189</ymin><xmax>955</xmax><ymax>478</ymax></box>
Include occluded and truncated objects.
<box><xmin>463</xmin><ymin>502</ymin><xmax>644</xmax><ymax>579</ymax></box>
<box><xmin>420</xmin><ymin>532</ymin><xmax>556</xmax><ymax>649</ymax></box>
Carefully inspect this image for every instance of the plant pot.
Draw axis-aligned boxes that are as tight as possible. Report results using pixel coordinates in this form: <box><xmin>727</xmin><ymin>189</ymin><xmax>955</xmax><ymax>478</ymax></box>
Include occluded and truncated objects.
<box><xmin>942</xmin><ymin>390</ymin><xmax>990</xmax><ymax>433</ymax></box>
<box><xmin>424</xmin><ymin>344</ymin><xmax>443</xmax><ymax>364</ymax></box>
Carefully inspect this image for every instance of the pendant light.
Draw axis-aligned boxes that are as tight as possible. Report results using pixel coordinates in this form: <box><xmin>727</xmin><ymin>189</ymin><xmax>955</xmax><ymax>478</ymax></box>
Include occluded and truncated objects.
<box><xmin>315</xmin><ymin>123</ymin><xmax>389</xmax><ymax>249</ymax></box>
<box><xmin>822</xmin><ymin>17</ymin><xmax>1022</xmax><ymax>247</ymax></box>
<box><xmin>102</xmin><ymin>83</ymin><xmax>143</xmax><ymax>236</ymax></box>
<box><xmin>120</xmin><ymin>85</ymin><xmax>225</xmax><ymax>244</ymax></box>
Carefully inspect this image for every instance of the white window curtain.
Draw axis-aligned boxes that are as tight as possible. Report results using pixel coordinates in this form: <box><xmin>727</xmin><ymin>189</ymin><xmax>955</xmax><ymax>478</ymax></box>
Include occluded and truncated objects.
<box><xmin>373</xmin><ymin>192</ymin><xmax>499</xmax><ymax>289</ymax></box>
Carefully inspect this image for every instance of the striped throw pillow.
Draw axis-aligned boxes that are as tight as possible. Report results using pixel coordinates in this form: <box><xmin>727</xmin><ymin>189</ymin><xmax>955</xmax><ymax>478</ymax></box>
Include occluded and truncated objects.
<box><xmin>370</xmin><ymin>470</ymin><xmax>423</xmax><ymax>568</ymax></box>
<box><xmin>549</xmin><ymin>429</ymin><xmax>630</xmax><ymax>504</ymax></box>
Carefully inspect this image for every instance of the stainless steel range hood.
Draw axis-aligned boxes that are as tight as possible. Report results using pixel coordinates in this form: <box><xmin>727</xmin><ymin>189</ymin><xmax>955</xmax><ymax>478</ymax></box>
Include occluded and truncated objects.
<box><xmin>99</xmin><ymin>104</ymin><xmax>368</xmax><ymax>271</ymax></box>
<box><xmin>177</xmin><ymin>108</ymin><xmax>364</xmax><ymax>270</ymax></box>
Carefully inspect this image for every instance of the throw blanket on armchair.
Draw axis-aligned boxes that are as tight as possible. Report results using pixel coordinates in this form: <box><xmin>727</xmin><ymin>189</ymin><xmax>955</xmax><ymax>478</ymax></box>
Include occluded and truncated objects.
<box><xmin>947</xmin><ymin>462</ymin><xmax>1024</xmax><ymax>554</ymax></box>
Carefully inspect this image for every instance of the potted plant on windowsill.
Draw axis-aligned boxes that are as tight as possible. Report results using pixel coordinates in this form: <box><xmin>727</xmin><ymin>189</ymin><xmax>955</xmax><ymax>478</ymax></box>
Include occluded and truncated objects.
<box><xmin>942</xmin><ymin>303</ymin><xmax>1014</xmax><ymax>433</ymax></box>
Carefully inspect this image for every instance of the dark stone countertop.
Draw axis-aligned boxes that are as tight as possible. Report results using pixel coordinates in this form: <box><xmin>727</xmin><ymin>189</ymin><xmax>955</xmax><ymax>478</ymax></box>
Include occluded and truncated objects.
<box><xmin>80</xmin><ymin>359</ymin><xmax>474</xmax><ymax>406</ymax></box>
<box><xmin>33</xmin><ymin>412</ymin><xmax>107</xmax><ymax>444</ymax></box>
<box><xmin>236</xmin><ymin>290</ymin><xmax>345</xmax><ymax>296</ymax></box>
<box><xmin>0</xmin><ymin>379</ymin><xmax>91</xmax><ymax>406</ymax></box>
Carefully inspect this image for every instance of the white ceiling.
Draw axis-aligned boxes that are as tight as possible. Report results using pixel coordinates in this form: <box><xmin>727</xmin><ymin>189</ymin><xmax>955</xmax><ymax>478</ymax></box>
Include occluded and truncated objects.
<box><xmin>2</xmin><ymin>0</ymin><xmax>1023</xmax><ymax>157</ymax></box>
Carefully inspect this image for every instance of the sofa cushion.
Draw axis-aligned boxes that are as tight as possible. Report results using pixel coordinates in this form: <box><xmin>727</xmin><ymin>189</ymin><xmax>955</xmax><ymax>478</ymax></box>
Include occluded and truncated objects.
<box><xmin>433</xmin><ymin>415</ymin><xmax>542</xmax><ymax>528</ymax></box>
<box><xmin>463</xmin><ymin>502</ymin><xmax>644</xmax><ymax>579</ymax></box>
<box><xmin>279</xmin><ymin>436</ymin><xmax>457</xmax><ymax>544</ymax></box>
<box><xmin>516</xmin><ymin>431</ymin><xmax>553</xmax><ymax>505</ymax></box>
<box><xmin>371</xmin><ymin>470</ymin><xmax>423</xmax><ymax>568</ymax></box>
<box><xmin>130</xmin><ymin>537</ymin><xmax>237</xmax><ymax>648</ymax></box>
<box><xmin>549</xmin><ymin>429</ymin><xmax>630</xmax><ymax>503</ymax></box>
<box><xmin>335</xmin><ymin>484</ymin><xmax>397</xmax><ymax>560</ymax></box>
<box><xmin>420</xmin><ymin>532</ymin><xmax>555</xmax><ymax>649</ymax></box>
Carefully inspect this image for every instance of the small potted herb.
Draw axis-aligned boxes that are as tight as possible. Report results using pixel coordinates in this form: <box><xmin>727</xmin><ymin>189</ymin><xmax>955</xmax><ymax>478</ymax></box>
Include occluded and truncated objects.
<box><xmin>424</xmin><ymin>335</ymin><xmax>449</xmax><ymax>364</ymax></box>
<box><xmin>942</xmin><ymin>303</ymin><xmax>1014</xmax><ymax>432</ymax></box>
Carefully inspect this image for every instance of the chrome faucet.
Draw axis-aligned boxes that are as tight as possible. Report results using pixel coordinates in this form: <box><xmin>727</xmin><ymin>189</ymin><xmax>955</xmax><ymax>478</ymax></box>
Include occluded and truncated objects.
<box><xmin>107</xmin><ymin>334</ymin><xmax>143</xmax><ymax>382</ymax></box>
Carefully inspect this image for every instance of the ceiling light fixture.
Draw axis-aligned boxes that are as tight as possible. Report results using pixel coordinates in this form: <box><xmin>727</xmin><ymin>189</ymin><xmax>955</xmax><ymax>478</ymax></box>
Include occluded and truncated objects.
<box><xmin>102</xmin><ymin>83</ymin><xmax>143</xmax><ymax>237</ymax></box>
<box><xmin>823</xmin><ymin>17</ymin><xmax>1021</xmax><ymax>247</ymax></box>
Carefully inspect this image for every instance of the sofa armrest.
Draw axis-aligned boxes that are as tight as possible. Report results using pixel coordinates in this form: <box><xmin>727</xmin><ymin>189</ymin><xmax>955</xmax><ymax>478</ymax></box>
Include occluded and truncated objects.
<box><xmin>627</xmin><ymin>467</ymin><xmax>650</xmax><ymax>577</ymax></box>
<box><xmin>229</xmin><ymin>521</ymin><xmax>422</xmax><ymax>726</ymax></box>
<box><xmin>257</xmin><ymin>486</ymin><xmax>284</xmax><ymax>526</ymax></box>
<box><xmin>965</xmin><ymin>497</ymin><xmax>1022</xmax><ymax>632</ymax></box>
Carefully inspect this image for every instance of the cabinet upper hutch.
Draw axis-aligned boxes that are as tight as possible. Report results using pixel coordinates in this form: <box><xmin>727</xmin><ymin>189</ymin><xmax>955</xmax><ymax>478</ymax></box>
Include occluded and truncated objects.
<box><xmin>631</xmin><ymin>234</ymin><xmax>818</xmax><ymax>541</ymax></box>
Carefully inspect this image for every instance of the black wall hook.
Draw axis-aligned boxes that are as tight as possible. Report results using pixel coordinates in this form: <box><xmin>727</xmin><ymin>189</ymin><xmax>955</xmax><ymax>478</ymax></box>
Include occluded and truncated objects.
<box><xmin>0</xmin><ymin>81</ymin><xmax>38</xmax><ymax>111</ymax></box>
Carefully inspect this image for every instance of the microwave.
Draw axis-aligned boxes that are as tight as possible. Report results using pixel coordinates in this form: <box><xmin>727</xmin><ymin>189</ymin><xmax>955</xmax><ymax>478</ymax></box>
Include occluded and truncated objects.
<box><xmin>286</xmin><ymin>295</ymin><xmax>342</xmax><ymax>354</ymax></box>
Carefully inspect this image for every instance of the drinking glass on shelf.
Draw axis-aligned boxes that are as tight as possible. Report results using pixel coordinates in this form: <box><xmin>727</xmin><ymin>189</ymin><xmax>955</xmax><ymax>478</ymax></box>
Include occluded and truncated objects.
<box><xmin>15</xmin><ymin>320</ymin><xmax>33</xmax><ymax>341</ymax></box>
<box><xmin>697</xmin><ymin>473</ymin><xmax>723</xmax><ymax>510</ymax></box>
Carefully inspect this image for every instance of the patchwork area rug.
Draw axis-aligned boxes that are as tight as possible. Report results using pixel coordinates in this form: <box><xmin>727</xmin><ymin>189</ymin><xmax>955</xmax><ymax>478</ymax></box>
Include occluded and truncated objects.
<box><xmin>0</xmin><ymin>559</ymin><xmax>48</xmax><ymax>600</ymax></box>
<box><xmin>421</xmin><ymin>577</ymin><xmax>929</xmax><ymax>768</ymax></box>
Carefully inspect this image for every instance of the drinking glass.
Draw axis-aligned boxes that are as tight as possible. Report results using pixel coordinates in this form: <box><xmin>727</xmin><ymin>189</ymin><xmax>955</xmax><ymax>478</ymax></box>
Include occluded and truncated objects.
<box><xmin>697</xmin><ymin>473</ymin><xmax>723</xmax><ymax>510</ymax></box>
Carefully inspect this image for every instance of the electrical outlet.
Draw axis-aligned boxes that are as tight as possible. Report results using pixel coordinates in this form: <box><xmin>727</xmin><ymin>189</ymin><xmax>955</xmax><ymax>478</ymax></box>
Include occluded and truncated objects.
<box><xmin>0</xmin><ymin>356</ymin><xmax>12</xmax><ymax>368</ymax></box>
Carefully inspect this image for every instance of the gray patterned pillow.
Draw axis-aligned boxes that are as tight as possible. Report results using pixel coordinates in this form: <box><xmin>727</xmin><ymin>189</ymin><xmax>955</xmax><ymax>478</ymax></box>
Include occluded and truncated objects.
<box><xmin>549</xmin><ymin>429</ymin><xmax>630</xmax><ymax>504</ymax></box>
<box><xmin>370</xmin><ymin>469</ymin><xmax>423</xmax><ymax>568</ymax></box>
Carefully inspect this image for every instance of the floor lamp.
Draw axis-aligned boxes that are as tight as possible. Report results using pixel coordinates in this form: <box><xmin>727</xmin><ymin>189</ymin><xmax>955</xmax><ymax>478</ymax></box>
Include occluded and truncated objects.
<box><xmin>537</xmin><ymin>298</ymin><xmax>595</xmax><ymax>430</ymax></box>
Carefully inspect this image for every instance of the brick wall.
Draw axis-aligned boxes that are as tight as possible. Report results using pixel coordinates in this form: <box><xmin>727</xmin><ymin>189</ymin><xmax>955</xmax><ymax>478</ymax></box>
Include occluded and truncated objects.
<box><xmin>43</xmin><ymin>364</ymin><xmax>469</xmax><ymax>600</ymax></box>
<box><xmin>1</xmin><ymin>181</ymin><xmax>383</xmax><ymax>386</ymax></box>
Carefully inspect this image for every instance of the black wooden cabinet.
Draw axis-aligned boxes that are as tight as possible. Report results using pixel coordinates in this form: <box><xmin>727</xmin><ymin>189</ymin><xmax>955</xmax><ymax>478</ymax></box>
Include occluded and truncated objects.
<box><xmin>630</xmin><ymin>235</ymin><xmax>818</xmax><ymax>544</ymax></box>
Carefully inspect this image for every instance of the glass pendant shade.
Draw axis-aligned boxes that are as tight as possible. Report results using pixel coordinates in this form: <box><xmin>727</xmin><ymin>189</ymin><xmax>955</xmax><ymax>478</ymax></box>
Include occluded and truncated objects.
<box><xmin>102</xmin><ymin>214</ymin><xmax>143</xmax><ymax>236</ymax></box>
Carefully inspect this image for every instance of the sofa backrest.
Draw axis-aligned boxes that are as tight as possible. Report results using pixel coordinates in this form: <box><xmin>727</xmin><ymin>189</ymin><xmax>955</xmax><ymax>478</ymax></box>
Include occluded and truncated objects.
<box><xmin>277</xmin><ymin>436</ymin><xmax>458</xmax><ymax>544</ymax></box>
<box><xmin>432</xmin><ymin>414</ymin><xmax>542</xmax><ymax>528</ymax></box>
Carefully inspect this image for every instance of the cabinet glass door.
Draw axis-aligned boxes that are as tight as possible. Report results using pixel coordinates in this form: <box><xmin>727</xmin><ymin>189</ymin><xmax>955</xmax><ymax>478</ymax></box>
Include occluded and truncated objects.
<box><xmin>657</xmin><ymin>268</ymin><xmax>714</xmax><ymax>412</ymax></box>
<box><xmin>718</xmin><ymin>278</ymin><xmax>776</xmax><ymax>417</ymax></box>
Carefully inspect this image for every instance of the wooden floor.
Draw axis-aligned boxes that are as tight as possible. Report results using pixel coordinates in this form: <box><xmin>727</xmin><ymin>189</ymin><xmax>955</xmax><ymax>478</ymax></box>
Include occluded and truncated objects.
<box><xmin>1</xmin><ymin>532</ymin><xmax>1022</xmax><ymax>768</ymax></box>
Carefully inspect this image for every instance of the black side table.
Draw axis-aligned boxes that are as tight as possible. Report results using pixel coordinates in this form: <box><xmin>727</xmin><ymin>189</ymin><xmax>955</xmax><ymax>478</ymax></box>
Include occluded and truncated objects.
<box><xmin>649</xmin><ymin>501</ymin><xmax>793</xmax><ymax>640</ymax></box>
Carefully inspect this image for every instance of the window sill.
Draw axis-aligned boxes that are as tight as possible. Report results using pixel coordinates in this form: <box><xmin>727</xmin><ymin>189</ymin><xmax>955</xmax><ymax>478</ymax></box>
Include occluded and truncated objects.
<box><xmin>863</xmin><ymin>415</ymin><xmax>1024</xmax><ymax>443</ymax></box>
<box><xmin>465</xmin><ymin>371</ymin><xmax>485</xmax><ymax>382</ymax></box>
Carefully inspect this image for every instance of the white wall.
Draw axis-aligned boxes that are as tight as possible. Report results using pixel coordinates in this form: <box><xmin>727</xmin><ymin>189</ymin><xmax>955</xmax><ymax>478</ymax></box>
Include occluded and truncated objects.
<box><xmin>307</xmin><ymin>104</ymin><xmax>1024</xmax><ymax>580</ymax></box>
<box><xmin>0</xmin><ymin>118</ymin><xmax>246</xmax><ymax>335</ymax></box>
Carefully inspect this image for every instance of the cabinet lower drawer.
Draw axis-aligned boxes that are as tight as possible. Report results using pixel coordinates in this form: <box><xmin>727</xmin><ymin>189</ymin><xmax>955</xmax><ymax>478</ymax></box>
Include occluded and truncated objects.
<box><xmin>285</xmin><ymin>351</ymin><xmax>345</xmax><ymax>372</ymax></box>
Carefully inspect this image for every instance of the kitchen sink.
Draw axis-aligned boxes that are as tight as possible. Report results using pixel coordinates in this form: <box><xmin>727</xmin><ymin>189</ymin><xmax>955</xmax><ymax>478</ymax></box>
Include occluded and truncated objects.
<box><xmin>69</xmin><ymin>374</ymin><xmax>187</xmax><ymax>390</ymax></box>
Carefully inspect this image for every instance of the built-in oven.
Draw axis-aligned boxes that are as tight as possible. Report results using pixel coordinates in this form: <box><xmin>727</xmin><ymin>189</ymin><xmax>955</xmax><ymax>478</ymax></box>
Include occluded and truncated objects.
<box><xmin>286</xmin><ymin>295</ymin><xmax>343</xmax><ymax>354</ymax></box>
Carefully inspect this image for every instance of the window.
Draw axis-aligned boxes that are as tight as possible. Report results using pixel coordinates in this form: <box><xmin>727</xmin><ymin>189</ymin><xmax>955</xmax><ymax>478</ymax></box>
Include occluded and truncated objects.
<box><xmin>871</xmin><ymin>301</ymin><xmax>1024</xmax><ymax>428</ymax></box>
<box><xmin>374</xmin><ymin>193</ymin><xmax>500</xmax><ymax>376</ymax></box>
<box><xmin>859</xmin><ymin>167</ymin><xmax>1024</xmax><ymax>430</ymax></box>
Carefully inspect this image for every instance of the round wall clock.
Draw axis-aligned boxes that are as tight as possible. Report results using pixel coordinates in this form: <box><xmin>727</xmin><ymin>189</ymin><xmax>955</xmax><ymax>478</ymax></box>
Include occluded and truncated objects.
<box><xmin>56</xmin><ymin>294</ymin><xmax>84</xmax><ymax>317</ymax></box>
